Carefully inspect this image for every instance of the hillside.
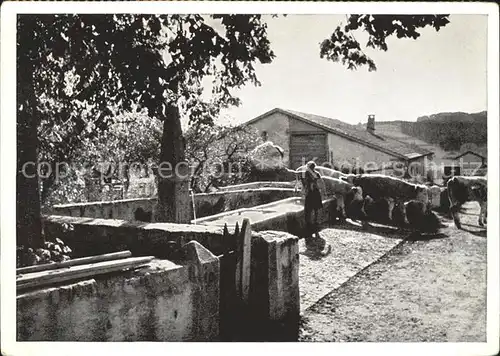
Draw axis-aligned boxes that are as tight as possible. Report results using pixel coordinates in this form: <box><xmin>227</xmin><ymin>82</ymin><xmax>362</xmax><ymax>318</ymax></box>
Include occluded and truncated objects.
<box><xmin>402</xmin><ymin>111</ymin><xmax>487</xmax><ymax>151</ymax></box>
<box><xmin>416</xmin><ymin>111</ymin><xmax>487</xmax><ymax>123</ymax></box>
<box><xmin>373</xmin><ymin>111</ymin><xmax>487</xmax><ymax>152</ymax></box>
<box><xmin>372</xmin><ymin>122</ymin><xmax>454</xmax><ymax>168</ymax></box>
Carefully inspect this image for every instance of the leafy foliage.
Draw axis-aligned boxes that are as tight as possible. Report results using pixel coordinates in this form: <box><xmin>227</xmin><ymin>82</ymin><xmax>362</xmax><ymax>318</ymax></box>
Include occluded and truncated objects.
<box><xmin>18</xmin><ymin>13</ymin><xmax>450</xmax><ymax>247</ymax></box>
<box><xmin>320</xmin><ymin>15</ymin><xmax>450</xmax><ymax>71</ymax></box>
<box><xmin>19</xmin><ymin>14</ymin><xmax>275</xmax><ymax>125</ymax></box>
<box><xmin>41</xmin><ymin>111</ymin><xmax>163</xmax><ymax>207</ymax></box>
<box><xmin>185</xmin><ymin>123</ymin><xmax>262</xmax><ymax>192</ymax></box>
<box><xmin>18</xmin><ymin>14</ymin><xmax>276</xmax><ymax>244</ymax></box>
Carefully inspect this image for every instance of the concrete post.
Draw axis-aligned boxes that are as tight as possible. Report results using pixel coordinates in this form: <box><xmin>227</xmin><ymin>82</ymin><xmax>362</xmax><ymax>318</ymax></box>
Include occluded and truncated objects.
<box><xmin>183</xmin><ymin>240</ymin><xmax>220</xmax><ymax>341</ymax></box>
<box><xmin>249</xmin><ymin>231</ymin><xmax>300</xmax><ymax>340</ymax></box>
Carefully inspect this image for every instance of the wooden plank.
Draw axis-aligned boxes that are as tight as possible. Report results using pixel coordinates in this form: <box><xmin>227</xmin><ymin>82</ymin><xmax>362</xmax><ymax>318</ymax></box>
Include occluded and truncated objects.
<box><xmin>239</xmin><ymin>219</ymin><xmax>252</xmax><ymax>303</ymax></box>
<box><xmin>17</xmin><ymin>251</ymin><xmax>132</xmax><ymax>275</ymax></box>
<box><xmin>17</xmin><ymin>256</ymin><xmax>154</xmax><ymax>291</ymax></box>
<box><xmin>17</xmin><ymin>256</ymin><xmax>153</xmax><ymax>283</ymax></box>
<box><xmin>235</xmin><ymin>221</ymin><xmax>243</xmax><ymax>299</ymax></box>
<box><xmin>234</xmin><ymin>219</ymin><xmax>252</xmax><ymax>302</ymax></box>
<box><xmin>222</xmin><ymin>223</ymin><xmax>232</xmax><ymax>254</ymax></box>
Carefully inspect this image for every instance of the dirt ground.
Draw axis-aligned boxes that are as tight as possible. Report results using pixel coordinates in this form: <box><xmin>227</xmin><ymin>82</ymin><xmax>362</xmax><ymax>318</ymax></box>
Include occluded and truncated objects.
<box><xmin>298</xmin><ymin>202</ymin><xmax>487</xmax><ymax>342</ymax></box>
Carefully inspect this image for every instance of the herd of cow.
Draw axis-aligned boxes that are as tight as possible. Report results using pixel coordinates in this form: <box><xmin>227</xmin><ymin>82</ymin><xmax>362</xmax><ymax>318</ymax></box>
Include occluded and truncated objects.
<box><xmin>290</xmin><ymin>164</ymin><xmax>488</xmax><ymax>232</ymax></box>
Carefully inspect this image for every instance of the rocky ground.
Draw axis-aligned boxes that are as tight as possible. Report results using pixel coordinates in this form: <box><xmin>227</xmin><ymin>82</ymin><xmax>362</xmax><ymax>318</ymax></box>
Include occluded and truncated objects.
<box><xmin>298</xmin><ymin>202</ymin><xmax>487</xmax><ymax>342</ymax></box>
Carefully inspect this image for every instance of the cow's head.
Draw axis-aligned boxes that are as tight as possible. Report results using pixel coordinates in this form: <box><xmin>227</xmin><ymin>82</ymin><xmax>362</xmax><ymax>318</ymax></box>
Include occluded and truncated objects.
<box><xmin>470</xmin><ymin>185</ymin><xmax>487</xmax><ymax>202</ymax></box>
<box><xmin>341</xmin><ymin>174</ymin><xmax>356</xmax><ymax>185</ymax></box>
<box><xmin>364</xmin><ymin>194</ymin><xmax>375</xmax><ymax>205</ymax></box>
<box><xmin>414</xmin><ymin>185</ymin><xmax>429</xmax><ymax>204</ymax></box>
<box><xmin>350</xmin><ymin>186</ymin><xmax>363</xmax><ymax>199</ymax></box>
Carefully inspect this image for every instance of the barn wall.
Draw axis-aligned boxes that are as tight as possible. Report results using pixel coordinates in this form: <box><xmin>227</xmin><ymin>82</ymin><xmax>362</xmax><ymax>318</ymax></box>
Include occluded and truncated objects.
<box><xmin>287</xmin><ymin>117</ymin><xmax>328</xmax><ymax>168</ymax></box>
<box><xmin>248</xmin><ymin>112</ymin><xmax>421</xmax><ymax>174</ymax></box>
<box><xmin>288</xmin><ymin>117</ymin><xmax>324</xmax><ymax>133</ymax></box>
<box><xmin>247</xmin><ymin>112</ymin><xmax>291</xmax><ymax>165</ymax></box>
<box><xmin>327</xmin><ymin>133</ymin><xmax>397</xmax><ymax>172</ymax></box>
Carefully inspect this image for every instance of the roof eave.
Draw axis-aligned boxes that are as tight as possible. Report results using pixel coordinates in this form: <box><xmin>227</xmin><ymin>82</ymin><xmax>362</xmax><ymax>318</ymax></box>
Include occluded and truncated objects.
<box><xmin>453</xmin><ymin>150</ymin><xmax>486</xmax><ymax>160</ymax></box>
<box><xmin>242</xmin><ymin>107</ymin><xmax>284</xmax><ymax>126</ymax></box>
<box><xmin>246</xmin><ymin>108</ymin><xmax>431</xmax><ymax>160</ymax></box>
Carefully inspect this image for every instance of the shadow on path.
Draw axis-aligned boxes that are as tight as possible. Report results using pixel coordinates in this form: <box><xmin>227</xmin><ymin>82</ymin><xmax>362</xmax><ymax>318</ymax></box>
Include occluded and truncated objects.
<box><xmin>460</xmin><ymin>226</ymin><xmax>487</xmax><ymax>238</ymax></box>
<box><xmin>326</xmin><ymin>219</ymin><xmax>449</xmax><ymax>241</ymax></box>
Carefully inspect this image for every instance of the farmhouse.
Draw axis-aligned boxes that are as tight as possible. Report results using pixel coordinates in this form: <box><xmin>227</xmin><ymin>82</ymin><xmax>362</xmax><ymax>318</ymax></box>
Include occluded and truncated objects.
<box><xmin>245</xmin><ymin>108</ymin><xmax>434</xmax><ymax>174</ymax></box>
<box><xmin>445</xmin><ymin>149</ymin><xmax>487</xmax><ymax>177</ymax></box>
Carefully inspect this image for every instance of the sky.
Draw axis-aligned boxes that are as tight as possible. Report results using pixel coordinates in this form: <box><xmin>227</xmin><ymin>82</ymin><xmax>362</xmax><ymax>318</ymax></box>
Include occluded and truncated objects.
<box><xmin>213</xmin><ymin>14</ymin><xmax>488</xmax><ymax>126</ymax></box>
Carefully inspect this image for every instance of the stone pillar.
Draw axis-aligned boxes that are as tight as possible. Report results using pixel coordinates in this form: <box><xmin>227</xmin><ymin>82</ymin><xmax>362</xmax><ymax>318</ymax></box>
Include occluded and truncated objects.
<box><xmin>183</xmin><ymin>240</ymin><xmax>220</xmax><ymax>341</ymax></box>
<box><xmin>249</xmin><ymin>230</ymin><xmax>300</xmax><ymax>340</ymax></box>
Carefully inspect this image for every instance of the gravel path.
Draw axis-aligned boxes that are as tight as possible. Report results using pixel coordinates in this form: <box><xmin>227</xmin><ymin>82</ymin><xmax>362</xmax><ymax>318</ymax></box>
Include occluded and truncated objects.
<box><xmin>299</xmin><ymin>203</ymin><xmax>487</xmax><ymax>342</ymax></box>
<box><xmin>299</xmin><ymin>221</ymin><xmax>404</xmax><ymax>312</ymax></box>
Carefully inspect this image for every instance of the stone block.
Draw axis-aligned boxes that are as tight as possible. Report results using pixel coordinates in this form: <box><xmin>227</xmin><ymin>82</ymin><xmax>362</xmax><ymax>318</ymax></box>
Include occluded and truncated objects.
<box><xmin>249</xmin><ymin>231</ymin><xmax>299</xmax><ymax>339</ymax></box>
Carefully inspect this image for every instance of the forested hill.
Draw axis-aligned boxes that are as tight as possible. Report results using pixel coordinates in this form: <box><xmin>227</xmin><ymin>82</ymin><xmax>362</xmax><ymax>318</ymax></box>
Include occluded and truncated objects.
<box><xmin>395</xmin><ymin>111</ymin><xmax>487</xmax><ymax>151</ymax></box>
<box><xmin>415</xmin><ymin>111</ymin><xmax>487</xmax><ymax>123</ymax></box>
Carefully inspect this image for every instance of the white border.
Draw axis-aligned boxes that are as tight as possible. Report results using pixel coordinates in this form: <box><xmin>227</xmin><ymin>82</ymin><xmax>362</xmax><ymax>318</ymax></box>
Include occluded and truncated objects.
<box><xmin>1</xmin><ymin>2</ymin><xmax>499</xmax><ymax>356</ymax></box>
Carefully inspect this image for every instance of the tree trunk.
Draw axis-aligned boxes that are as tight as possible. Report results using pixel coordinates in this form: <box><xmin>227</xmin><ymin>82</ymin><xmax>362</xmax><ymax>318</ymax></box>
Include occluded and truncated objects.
<box><xmin>17</xmin><ymin>109</ymin><xmax>44</xmax><ymax>248</ymax></box>
<box><xmin>155</xmin><ymin>104</ymin><xmax>191</xmax><ymax>223</ymax></box>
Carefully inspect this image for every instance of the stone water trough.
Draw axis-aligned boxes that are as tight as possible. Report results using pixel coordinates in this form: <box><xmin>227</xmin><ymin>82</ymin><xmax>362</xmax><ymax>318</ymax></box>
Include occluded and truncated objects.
<box><xmin>194</xmin><ymin>196</ymin><xmax>339</xmax><ymax>237</ymax></box>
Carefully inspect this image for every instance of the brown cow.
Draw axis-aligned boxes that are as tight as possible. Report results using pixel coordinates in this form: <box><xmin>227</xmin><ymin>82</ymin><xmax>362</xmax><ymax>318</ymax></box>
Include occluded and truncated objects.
<box><xmin>447</xmin><ymin>176</ymin><xmax>487</xmax><ymax>229</ymax></box>
<box><xmin>295</xmin><ymin>165</ymin><xmax>347</xmax><ymax>180</ymax></box>
<box><xmin>342</xmin><ymin>174</ymin><xmax>429</xmax><ymax>222</ymax></box>
<box><xmin>320</xmin><ymin>176</ymin><xmax>354</xmax><ymax>220</ymax></box>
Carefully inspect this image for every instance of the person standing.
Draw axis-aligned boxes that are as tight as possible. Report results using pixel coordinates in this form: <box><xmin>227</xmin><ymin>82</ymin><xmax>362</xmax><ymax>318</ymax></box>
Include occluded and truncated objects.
<box><xmin>303</xmin><ymin>161</ymin><xmax>323</xmax><ymax>241</ymax></box>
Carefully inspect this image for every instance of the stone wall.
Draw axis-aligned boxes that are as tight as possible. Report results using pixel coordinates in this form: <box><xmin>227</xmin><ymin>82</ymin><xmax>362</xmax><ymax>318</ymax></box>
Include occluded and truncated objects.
<box><xmin>25</xmin><ymin>215</ymin><xmax>302</xmax><ymax>341</ymax></box>
<box><xmin>247</xmin><ymin>231</ymin><xmax>300</xmax><ymax>341</ymax></box>
<box><xmin>51</xmin><ymin>197</ymin><xmax>157</xmax><ymax>222</ymax></box>
<box><xmin>17</xmin><ymin>241</ymin><xmax>220</xmax><ymax>341</ymax></box>
<box><xmin>42</xmin><ymin>215</ymin><xmax>229</xmax><ymax>258</ymax></box>
<box><xmin>50</xmin><ymin>187</ymin><xmax>297</xmax><ymax>223</ymax></box>
<box><xmin>217</xmin><ymin>181</ymin><xmax>295</xmax><ymax>191</ymax></box>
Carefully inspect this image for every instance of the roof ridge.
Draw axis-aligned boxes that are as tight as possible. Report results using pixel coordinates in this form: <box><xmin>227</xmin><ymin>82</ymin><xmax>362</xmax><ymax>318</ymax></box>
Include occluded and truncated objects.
<box><xmin>250</xmin><ymin>108</ymin><xmax>434</xmax><ymax>160</ymax></box>
<box><xmin>376</xmin><ymin>133</ymin><xmax>434</xmax><ymax>155</ymax></box>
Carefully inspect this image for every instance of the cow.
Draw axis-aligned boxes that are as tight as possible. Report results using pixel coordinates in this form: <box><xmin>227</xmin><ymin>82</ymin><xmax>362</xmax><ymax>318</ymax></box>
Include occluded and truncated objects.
<box><xmin>342</xmin><ymin>174</ymin><xmax>429</xmax><ymax>222</ymax></box>
<box><xmin>295</xmin><ymin>164</ymin><xmax>348</xmax><ymax>180</ymax></box>
<box><xmin>345</xmin><ymin>186</ymin><xmax>367</xmax><ymax>221</ymax></box>
<box><xmin>447</xmin><ymin>176</ymin><xmax>487</xmax><ymax>229</ymax></box>
<box><xmin>362</xmin><ymin>195</ymin><xmax>399</xmax><ymax>224</ymax></box>
<box><xmin>285</xmin><ymin>164</ymin><xmax>347</xmax><ymax>194</ymax></box>
<box><xmin>319</xmin><ymin>176</ymin><xmax>355</xmax><ymax>220</ymax></box>
<box><xmin>289</xmin><ymin>164</ymin><xmax>354</xmax><ymax>221</ymax></box>
<box><xmin>404</xmin><ymin>200</ymin><xmax>441</xmax><ymax>233</ymax></box>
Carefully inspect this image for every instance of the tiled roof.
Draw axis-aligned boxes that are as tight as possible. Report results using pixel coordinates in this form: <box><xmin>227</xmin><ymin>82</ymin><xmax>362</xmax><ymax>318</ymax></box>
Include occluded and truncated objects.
<box><xmin>247</xmin><ymin>108</ymin><xmax>434</xmax><ymax>160</ymax></box>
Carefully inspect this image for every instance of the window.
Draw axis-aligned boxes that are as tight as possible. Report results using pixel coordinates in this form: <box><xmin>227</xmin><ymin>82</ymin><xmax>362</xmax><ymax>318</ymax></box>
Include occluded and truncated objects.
<box><xmin>261</xmin><ymin>131</ymin><xmax>268</xmax><ymax>141</ymax></box>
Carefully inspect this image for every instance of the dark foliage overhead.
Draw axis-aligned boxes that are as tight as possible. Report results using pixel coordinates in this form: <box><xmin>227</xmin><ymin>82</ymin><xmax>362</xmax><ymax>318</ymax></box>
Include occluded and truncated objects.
<box><xmin>320</xmin><ymin>15</ymin><xmax>450</xmax><ymax>71</ymax></box>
